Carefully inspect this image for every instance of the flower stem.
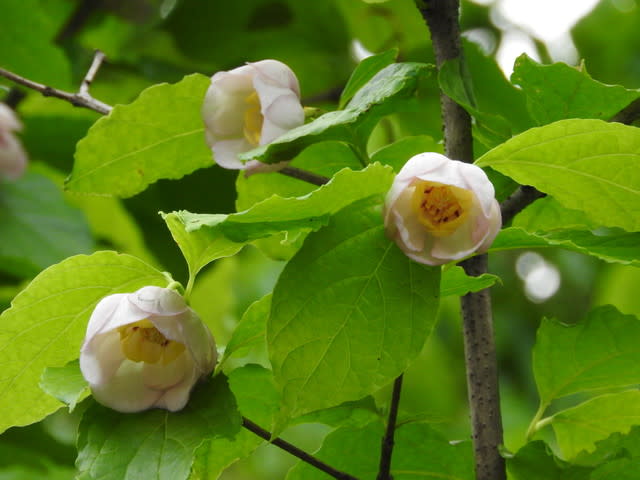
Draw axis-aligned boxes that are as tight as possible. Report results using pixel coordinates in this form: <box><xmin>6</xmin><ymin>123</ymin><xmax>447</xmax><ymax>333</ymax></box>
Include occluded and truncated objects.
<box><xmin>377</xmin><ymin>374</ymin><xmax>404</xmax><ymax>480</ymax></box>
<box><xmin>241</xmin><ymin>417</ymin><xmax>359</xmax><ymax>480</ymax></box>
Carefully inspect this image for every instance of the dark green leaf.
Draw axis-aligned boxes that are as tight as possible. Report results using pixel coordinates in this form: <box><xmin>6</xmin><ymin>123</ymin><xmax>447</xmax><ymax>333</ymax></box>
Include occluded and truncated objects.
<box><xmin>369</xmin><ymin>135</ymin><xmax>443</xmax><ymax>172</ymax></box>
<box><xmin>440</xmin><ymin>266</ymin><xmax>499</xmax><ymax>297</ymax></box>
<box><xmin>40</xmin><ymin>360</ymin><xmax>89</xmax><ymax>412</ymax></box>
<box><xmin>220</xmin><ymin>295</ymin><xmax>270</xmax><ymax>367</ymax></box>
<box><xmin>339</xmin><ymin>48</ymin><xmax>398</xmax><ymax>108</ymax></box>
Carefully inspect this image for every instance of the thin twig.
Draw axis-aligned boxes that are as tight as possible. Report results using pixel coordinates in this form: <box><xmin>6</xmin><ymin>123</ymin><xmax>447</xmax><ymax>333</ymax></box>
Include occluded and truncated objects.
<box><xmin>610</xmin><ymin>97</ymin><xmax>640</xmax><ymax>125</ymax></box>
<box><xmin>80</xmin><ymin>50</ymin><xmax>106</xmax><ymax>96</ymax></box>
<box><xmin>377</xmin><ymin>375</ymin><xmax>403</xmax><ymax>480</ymax></box>
<box><xmin>500</xmin><ymin>186</ymin><xmax>546</xmax><ymax>226</ymax></box>
<box><xmin>241</xmin><ymin>417</ymin><xmax>359</xmax><ymax>480</ymax></box>
<box><xmin>419</xmin><ymin>2</ymin><xmax>506</xmax><ymax>480</ymax></box>
<box><xmin>279</xmin><ymin>165</ymin><xmax>330</xmax><ymax>186</ymax></box>
<box><xmin>0</xmin><ymin>65</ymin><xmax>111</xmax><ymax>115</ymax></box>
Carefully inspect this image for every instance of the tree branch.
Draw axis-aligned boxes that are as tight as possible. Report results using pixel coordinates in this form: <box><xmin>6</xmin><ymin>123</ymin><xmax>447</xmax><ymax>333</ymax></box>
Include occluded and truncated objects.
<box><xmin>377</xmin><ymin>375</ymin><xmax>403</xmax><ymax>480</ymax></box>
<box><xmin>500</xmin><ymin>186</ymin><xmax>546</xmax><ymax>226</ymax></box>
<box><xmin>279</xmin><ymin>166</ymin><xmax>330</xmax><ymax>186</ymax></box>
<box><xmin>419</xmin><ymin>2</ymin><xmax>506</xmax><ymax>479</ymax></box>
<box><xmin>0</xmin><ymin>57</ymin><xmax>112</xmax><ymax>115</ymax></box>
<box><xmin>241</xmin><ymin>417</ymin><xmax>359</xmax><ymax>480</ymax></box>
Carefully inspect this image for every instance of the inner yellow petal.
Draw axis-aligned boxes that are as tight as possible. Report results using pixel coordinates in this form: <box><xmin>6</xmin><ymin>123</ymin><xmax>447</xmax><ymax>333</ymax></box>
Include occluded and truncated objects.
<box><xmin>119</xmin><ymin>319</ymin><xmax>185</xmax><ymax>365</ymax></box>
<box><xmin>243</xmin><ymin>91</ymin><xmax>263</xmax><ymax>147</ymax></box>
<box><xmin>411</xmin><ymin>180</ymin><xmax>474</xmax><ymax>237</ymax></box>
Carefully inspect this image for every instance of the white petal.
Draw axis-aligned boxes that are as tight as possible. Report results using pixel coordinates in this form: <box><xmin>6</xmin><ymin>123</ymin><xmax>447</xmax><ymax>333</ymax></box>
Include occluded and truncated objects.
<box><xmin>80</xmin><ymin>331</ymin><xmax>124</xmax><ymax>384</ymax></box>
<box><xmin>153</xmin><ymin>367</ymin><xmax>200</xmax><ymax>412</ymax></box>
<box><xmin>259</xmin><ymin>93</ymin><xmax>304</xmax><ymax>144</ymax></box>
<box><xmin>459</xmin><ymin>162</ymin><xmax>496</xmax><ymax>217</ymax></box>
<box><xmin>0</xmin><ymin>104</ymin><xmax>22</xmax><ymax>132</ymax></box>
<box><xmin>89</xmin><ymin>361</ymin><xmax>161</xmax><ymax>413</ymax></box>
<box><xmin>395</xmin><ymin>152</ymin><xmax>451</xmax><ymax>183</ymax></box>
<box><xmin>128</xmin><ymin>286</ymin><xmax>187</xmax><ymax>316</ymax></box>
<box><xmin>249</xmin><ymin>59</ymin><xmax>301</xmax><ymax>95</ymax></box>
<box><xmin>476</xmin><ymin>199</ymin><xmax>502</xmax><ymax>253</ymax></box>
<box><xmin>142</xmin><ymin>351</ymin><xmax>191</xmax><ymax>390</ymax></box>
<box><xmin>0</xmin><ymin>132</ymin><xmax>27</xmax><ymax>180</ymax></box>
<box><xmin>82</xmin><ymin>293</ymin><xmax>142</xmax><ymax>344</ymax></box>
<box><xmin>213</xmin><ymin>138</ymin><xmax>253</xmax><ymax>169</ymax></box>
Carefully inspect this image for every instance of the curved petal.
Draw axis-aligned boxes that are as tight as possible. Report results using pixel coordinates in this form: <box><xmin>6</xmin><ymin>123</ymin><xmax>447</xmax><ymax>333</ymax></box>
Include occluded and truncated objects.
<box><xmin>89</xmin><ymin>361</ymin><xmax>161</xmax><ymax>413</ymax></box>
<box><xmin>249</xmin><ymin>59</ymin><xmax>301</xmax><ymax>96</ymax></box>
<box><xmin>80</xmin><ymin>331</ymin><xmax>124</xmax><ymax>384</ymax></box>
<box><xmin>213</xmin><ymin>138</ymin><xmax>253</xmax><ymax>169</ymax></box>
<box><xmin>153</xmin><ymin>367</ymin><xmax>200</xmax><ymax>412</ymax></box>
<box><xmin>128</xmin><ymin>286</ymin><xmax>187</xmax><ymax>316</ymax></box>
<box><xmin>476</xmin><ymin>199</ymin><xmax>502</xmax><ymax>252</ymax></box>
<box><xmin>82</xmin><ymin>293</ymin><xmax>140</xmax><ymax>344</ymax></box>
<box><xmin>259</xmin><ymin>94</ymin><xmax>304</xmax><ymax>144</ymax></box>
<box><xmin>0</xmin><ymin>104</ymin><xmax>22</xmax><ymax>132</ymax></box>
<box><xmin>0</xmin><ymin>133</ymin><xmax>27</xmax><ymax>180</ymax></box>
<box><xmin>142</xmin><ymin>351</ymin><xmax>191</xmax><ymax>390</ymax></box>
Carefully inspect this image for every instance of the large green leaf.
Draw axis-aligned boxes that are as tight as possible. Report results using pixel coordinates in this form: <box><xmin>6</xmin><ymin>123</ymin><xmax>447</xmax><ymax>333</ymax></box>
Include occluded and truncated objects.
<box><xmin>507</xmin><ymin>441</ymin><xmax>592</xmax><ymax>480</ymax></box>
<box><xmin>0</xmin><ymin>172</ymin><xmax>93</xmax><ymax>277</ymax></box>
<box><xmin>0</xmin><ymin>0</ymin><xmax>71</xmax><ymax>88</ymax></box>
<box><xmin>76</xmin><ymin>376</ymin><xmax>241</xmax><ymax>480</ymax></box>
<box><xmin>339</xmin><ymin>48</ymin><xmax>398</xmax><ymax>108</ymax></box>
<box><xmin>511</xmin><ymin>54</ymin><xmax>640</xmax><ymax>125</ymax></box>
<box><xmin>189</xmin><ymin>365</ymin><xmax>279</xmax><ymax>480</ymax></box>
<box><xmin>369</xmin><ymin>135</ymin><xmax>443</xmax><ymax>172</ymax></box>
<box><xmin>533</xmin><ymin>306</ymin><xmax>640</xmax><ymax>409</ymax></box>
<box><xmin>512</xmin><ymin>197</ymin><xmax>596</xmax><ymax>231</ymax></box>
<box><xmin>0</xmin><ymin>251</ymin><xmax>167</xmax><ymax>433</ymax></box>
<box><xmin>287</xmin><ymin>420</ymin><xmax>473</xmax><ymax>479</ymax></box>
<box><xmin>551</xmin><ymin>391</ymin><xmax>640</xmax><ymax>459</ymax></box>
<box><xmin>220</xmin><ymin>295</ymin><xmax>270</xmax><ymax>367</ymax></box>
<box><xmin>268</xmin><ymin>198</ymin><xmax>440</xmax><ymax>425</ymax></box>
<box><xmin>476</xmin><ymin>119</ymin><xmax>640</xmax><ymax>232</ymax></box>
<box><xmin>239</xmin><ymin>63</ymin><xmax>432</xmax><ymax>165</ymax></box>
<box><xmin>491</xmin><ymin>227</ymin><xmax>640</xmax><ymax>268</ymax></box>
<box><xmin>163</xmin><ymin>164</ymin><xmax>394</xmax><ymax>284</ymax></box>
<box><xmin>67</xmin><ymin>74</ymin><xmax>212</xmax><ymax>197</ymax></box>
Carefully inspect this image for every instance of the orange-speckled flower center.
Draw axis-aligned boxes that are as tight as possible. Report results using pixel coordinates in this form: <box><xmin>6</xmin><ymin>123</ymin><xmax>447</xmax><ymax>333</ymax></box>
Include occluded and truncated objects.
<box><xmin>243</xmin><ymin>91</ymin><xmax>263</xmax><ymax>147</ymax></box>
<box><xmin>411</xmin><ymin>180</ymin><xmax>473</xmax><ymax>237</ymax></box>
<box><xmin>119</xmin><ymin>319</ymin><xmax>185</xmax><ymax>365</ymax></box>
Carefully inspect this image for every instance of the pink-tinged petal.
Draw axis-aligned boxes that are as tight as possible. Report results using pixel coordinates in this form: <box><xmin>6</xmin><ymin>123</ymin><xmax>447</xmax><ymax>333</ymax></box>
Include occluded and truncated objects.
<box><xmin>395</xmin><ymin>152</ymin><xmax>450</xmax><ymax>183</ymax></box>
<box><xmin>460</xmin><ymin>163</ymin><xmax>496</xmax><ymax>217</ymax></box>
<box><xmin>80</xmin><ymin>331</ymin><xmax>124</xmax><ymax>384</ymax></box>
<box><xmin>90</xmin><ymin>361</ymin><xmax>162</xmax><ymax>413</ymax></box>
<box><xmin>202</xmin><ymin>85</ymin><xmax>248</xmax><ymax>138</ymax></box>
<box><xmin>176</xmin><ymin>310</ymin><xmax>217</xmax><ymax>373</ymax></box>
<box><xmin>259</xmin><ymin>93</ymin><xmax>304</xmax><ymax>143</ymax></box>
<box><xmin>476</xmin><ymin>199</ymin><xmax>502</xmax><ymax>253</ymax></box>
<box><xmin>0</xmin><ymin>133</ymin><xmax>27</xmax><ymax>180</ymax></box>
<box><xmin>128</xmin><ymin>286</ymin><xmax>187</xmax><ymax>316</ymax></box>
<box><xmin>213</xmin><ymin>138</ymin><xmax>253</xmax><ymax>170</ymax></box>
<box><xmin>249</xmin><ymin>59</ymin><xmax>301</xmax><ymax>96</ymax></box>
<box><xmin>429</xmin><ymin>215</ymin><xmax>479</xmax><ymax>261</ymax></box>
<box><xmin>0</xmin><ymin>104</ymin><xmax>22</xmax><ymax>132</ymax></box>
<box><xmin>153</xmin><ymin>368</ymin><xmax>200</xmax><ymax>412</ymax></box>
<box><xmin>390</xmin><ymin>186</ymin><xmax>426</xmax><ymax>252</ymax></box>
<box><xmin>82</xmin><ymin>293</ymin><xmax>132</xmax><ymax>342</ymax></box>
<box><xmin>384</xmin><ymin>175</ymin><xmax>416</xmax><ymax>226</ymax></box>
<box><xmin>142</xmin><ymin>352</ymin><xmax>191</xmax><ymax>390</ymax></box>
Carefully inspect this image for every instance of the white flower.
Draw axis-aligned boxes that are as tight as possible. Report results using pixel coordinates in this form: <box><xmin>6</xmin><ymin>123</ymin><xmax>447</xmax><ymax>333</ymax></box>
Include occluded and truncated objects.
<box><xmin>384</xmin><ymin>152</ymin><xmax>501</xmax><ymax>266</ymax></box>
<box><xmin>80</xmin><ymin>286</ymin><xmax>217</xmax><ymax>413</ymax></box>
<box><xmin>0</xmin><ymin>104</ymin><xmax>27</xmax><ymax>180</ymax></box>
<box><xmin>201</xmin><ymin>59</ymin><xmax>304</xmax><ymax>173</ymax></box>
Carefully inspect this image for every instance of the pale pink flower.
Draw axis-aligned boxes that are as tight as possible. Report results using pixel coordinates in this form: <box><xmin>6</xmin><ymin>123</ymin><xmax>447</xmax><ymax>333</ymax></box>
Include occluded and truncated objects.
<box><xmin>80</xmin><ymin>286</ymin><xmax>217</xmax><ymax>413</ymax></box>
<box><xmin>201</xmin><ymin>59</ymin><xmax>304</xmax><ymax>174</ymax></box>
<box><xmin>384</xmin><ymin>153</ymin><xmax>501</xmax><ymax>266</ymax></box>
<box><xmin>0</xmin><ymin>104</ymin><xmax>27</xmax><ymax>180</ymax></box>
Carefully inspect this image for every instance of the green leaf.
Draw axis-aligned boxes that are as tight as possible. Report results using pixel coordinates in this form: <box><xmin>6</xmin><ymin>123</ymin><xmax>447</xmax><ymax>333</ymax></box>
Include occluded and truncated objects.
<box><xmin>533</xmin><ymin>306</ymin><xmax>640</xmax><ymax>408</ymax></box>
<box><xmin>0</xmin><ymin>251</ymin><xmax>167</xmax><ymax>434</ymax></box>
<box><xmin>189</xmin><ymin>365</ymin><xmax>278</xmax><ymax>480</ymax></box>
<box><xmin>67</xmin><ymin>74</ymin><xmax>212</xmax><ymax>197</ymax></box>
<box><xmin>507</xmin><ymin>441</ymin><xmax>592</xmax><ymax>480</ymax></box>
<box><xmin>511</xmin><ymin>54</ymin><xmax>640</xmax><ymax>125</ymax></box>
<box><xmin>551</xmin><ymin>390</ymin><xmax>640</xmax><ymax>459</ymax></box>
<box><xmin>164</xmin><ymin>164</ymin><xmax>395</xmax><ymax>281</ymax></box>
<box><xmin>268</xmin><ymin>197</ymin><xmax>440</xmax><ymax>425</ymax></box>
<box><xmin>162</xmin><ymin>212</ymin><xmax>242</xmax><ymax>289</ymax></box>
<box><xmin>512</xmin><ymin>197</ymin><xmax>596</xmax><ymax>231</ymax></box>
<box><xmin>0</xmin><ymin>0</ymin><xmax>71</xmax><ymax>88</ymax></box>
<box><xmin>40</xmin><ymin>360</ymin><xmax>89</xmax><ymax>412</ymax></box>
<box><xmin>287</xmin><ymin>420</ymin><xmax>473</xmax><ymax>479</ymax></box>
<box><xmin>369</xmin><ymin>135</ymin><xmax>444</xmax><ymax>172</ymax></box>
<box><xmin>292</xmin><ymin>396</ymin><xmax>380</xmax><ymax>429</ymax></box>
<box><xmin>220</xmin><ymin>295</ymin><xmax>270</xmax><ymax>367</ymax></box>
<box><xmin>0</xmin><ymin>172</ymin><xmax>93</xmax><ymax>277</ymax></box>
<box><xmin>339</xmin><ymin>48</ymin><xmax>398</xmax><ymax>108</ymax></box>
<box><xmin>476</xmin><ymin>119</ymin><xmax>640</xmax><ymax>232</ymax></box>
<box><xmin>440</xmin><ymin>266</ymin><xmax>499</xmax><ymax>297</ymax></box>
<box><xmin>76</xmin><ymin>375</ymin><xmax>241</xmax><ymax>480</ymax></box>
<box><xmin>591</xmin><ymin>458</ymin><xmax>640</xmax><ymax>480</ymax></box>
<box><xmin>239</xmin><ymin>63</ymin><xmax>433</xmax><ymax>164</ymax></box>
<box><xmin>491</xmin><ymin>227</ymin><xmax>640</xmax><ymax>268</ymax></box>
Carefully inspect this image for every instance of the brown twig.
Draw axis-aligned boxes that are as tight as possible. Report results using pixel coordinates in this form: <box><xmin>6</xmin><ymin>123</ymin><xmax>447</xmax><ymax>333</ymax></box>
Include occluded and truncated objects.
<box><xmin>241</xmin><ymin>417</ymin><xmax>359</xmax><ymax>480</ymax></box>
<box><xmin>376</xmin><ymin>375</ymin><xmax>403</xmax><ymax>480</ymax></box>
<box><xmin>419</xmin><ymin>2</ymin><xmax>506</xmax><ymax>479</ymax></box>
<box><xmin>0</xmin><ymin>52</ymin><xmax>112</xmax><ymax>115</ymax></box>
<box><xmin>500</xmin><ymin>186</ymin><xmax>546</xmax><ymax>226</ymax></box>
<box><xmin>279</xmin><ymin>165</ymin><xmax>330</xmax><ymax>186</ymax></box>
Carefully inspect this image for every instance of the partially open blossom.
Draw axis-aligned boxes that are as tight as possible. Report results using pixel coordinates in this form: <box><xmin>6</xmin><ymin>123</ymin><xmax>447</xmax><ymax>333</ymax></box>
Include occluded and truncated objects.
<box><xmin>80</xmin><ymin>286</ymin><xmax>217</xmax><ymax>413</ymax></box>
<box><xmin>384</xmin><ymin>152</ymin><xmax>501</xmax><ymax>266</ymax></box>
<box><xmin>0</xmin><ymin>103</ymin><xmax>27</xmax><ymax>180</ymax></box>
<box><xmin>201</xmin><ymin>59</ymin><xmax>304</xmax><ymax>173</ymax></box>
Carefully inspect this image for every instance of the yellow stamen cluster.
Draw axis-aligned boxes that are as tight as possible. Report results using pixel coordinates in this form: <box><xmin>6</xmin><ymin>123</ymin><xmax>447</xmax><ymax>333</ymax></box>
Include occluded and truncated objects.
<box><xmin>119</xmin><ymin>319</ymin><xmax>185</xmax><ymax>365</ymax></box>
<box><xmin>411</xmin><ymin>180</ymin><xmax>473</xmax><ymax>237</ymax></box>
<box><xmin>243</xmin><ymin>91</ymin><xmax>263</xmax><ymax>147</ymax></box>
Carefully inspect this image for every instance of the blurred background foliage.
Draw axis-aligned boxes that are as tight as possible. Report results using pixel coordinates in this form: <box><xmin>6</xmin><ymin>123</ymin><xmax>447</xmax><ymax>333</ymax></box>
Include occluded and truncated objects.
<box><xmin>1</xmin><ymin>0</ymin><xmax>639</xmax><ymax>478</ymax></box>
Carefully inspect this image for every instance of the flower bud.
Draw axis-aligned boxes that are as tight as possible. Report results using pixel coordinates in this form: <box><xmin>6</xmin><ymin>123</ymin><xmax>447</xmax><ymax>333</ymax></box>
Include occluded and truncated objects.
<box><xmin>0</xmin><ymin>104</ymin><xmax>27</xmax><ymax>180</ymax></box>
<box><xmin>80</xmin><ymin>286</ymin><xmax>217</xmax><ymax>412</ymax></box>
<box><xmin>384</xmin><ymin>152</ymin><xmax>501</xmax><ymax>266</ymax></box>
<box><xmin>201</xmin><ymin>59</ymin><xmax>304</xmax><ymax>173</ymax></box>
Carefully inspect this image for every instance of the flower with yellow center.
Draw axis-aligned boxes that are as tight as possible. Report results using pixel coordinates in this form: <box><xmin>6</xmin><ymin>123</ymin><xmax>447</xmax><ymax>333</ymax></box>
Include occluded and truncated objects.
<box><xmin>80</xmin><ymin>286</ymin><xmax>217</xmax><ymax>413</ymax></box>
<box><xmin>202</xmin><ymin>59</ymin><xmax>304</xmax><ymax>172</ymax></box>
<box><xmin>384</xmin><ymin>152</ymin><xmax>501</xmax><ymax>266</ymax></box>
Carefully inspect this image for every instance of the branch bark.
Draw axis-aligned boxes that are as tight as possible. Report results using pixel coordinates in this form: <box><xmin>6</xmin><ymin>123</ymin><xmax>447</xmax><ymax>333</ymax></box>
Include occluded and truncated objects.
<box><xmin>376</xmin><ymin>375</ymin><xmax>404</xmax><ymax>480</ymax></box>
<box><xmin>242</xmin><ymin>417</ymin><xmax>359</xmax><ymax>480</ymax></box>
<box><xmin>419</xmin><ymin>2</ymin><xmax>506</xmax><ymax>479</ymax></box>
